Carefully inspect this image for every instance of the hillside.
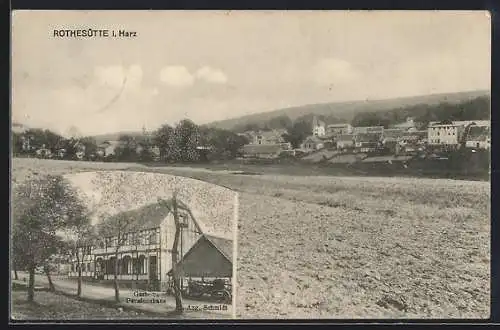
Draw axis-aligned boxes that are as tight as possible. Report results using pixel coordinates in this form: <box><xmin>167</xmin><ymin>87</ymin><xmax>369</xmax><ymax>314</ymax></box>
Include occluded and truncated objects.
<box><xmin>91</xmin><ymin>131</ymin><xmax>144</xmax><ymax>144</ymax></box>
<box><xmin>206</xmin><ymin>90</ymin><xmax>489</xmax><ymax>131</ymax></box>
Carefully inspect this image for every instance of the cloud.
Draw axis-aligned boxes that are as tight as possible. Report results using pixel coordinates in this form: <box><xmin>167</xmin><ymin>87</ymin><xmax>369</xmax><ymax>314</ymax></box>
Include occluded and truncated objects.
<box><xmin>196</xmin><ymin>66</ymin><xmax>228</xmax><ymax>84</ymax></box>
<box><xmin>94</xmin><ymin>65</ymin><xmax>143</xmax><ymax>88</ymax></box>
<box><xmin>159</xmin><ymin>66</ymin><xmax>194</xmax><ymax>87</ymax></box>
<box><xmin>311</xmin><ymin>58</ymin><xmax>360</xmax><ymax>85</ymax></box>
<box><xmin>94</xmin><ymin>66</ymin><xmax>125</xmax><ymax>87</ymax></box>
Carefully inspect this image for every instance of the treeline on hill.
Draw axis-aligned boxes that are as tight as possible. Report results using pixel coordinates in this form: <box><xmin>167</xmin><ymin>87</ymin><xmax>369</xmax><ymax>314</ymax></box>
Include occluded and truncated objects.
<box><xmin>232</xmin><ymin>96</ymin><xmax>490</xmax><ymax>148</ymax></box>
<box><xmin>351</xmin><ymin>96</ymin><xmax>490</xmax><ymax>128</ymax></box>
<box><xmin>12</xmin><ymin>119</ymin><xmax>250</xmax><ymax>163</ymax></box>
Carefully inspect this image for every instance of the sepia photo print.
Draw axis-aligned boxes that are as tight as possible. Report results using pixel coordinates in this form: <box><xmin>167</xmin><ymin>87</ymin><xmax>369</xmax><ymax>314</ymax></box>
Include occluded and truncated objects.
<box><xmin>10</xmin><ymin>10</ymin><xmax>490</xmax><ymax>320</ymax></box>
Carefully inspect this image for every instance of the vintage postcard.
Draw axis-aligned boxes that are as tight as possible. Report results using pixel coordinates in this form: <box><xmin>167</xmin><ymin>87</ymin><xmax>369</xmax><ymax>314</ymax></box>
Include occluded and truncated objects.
<box><xmin>11</xmin><ymin>10</ymin><xmax>490</xmax><ymax>321</ymax></box>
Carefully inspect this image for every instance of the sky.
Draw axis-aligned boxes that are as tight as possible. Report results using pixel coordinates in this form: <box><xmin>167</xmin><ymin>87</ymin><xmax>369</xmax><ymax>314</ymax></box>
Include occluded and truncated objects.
<box><xmin>11</xmin><ymin>10</ymin><xmax>491</xmax><ymax>136</ymax></box>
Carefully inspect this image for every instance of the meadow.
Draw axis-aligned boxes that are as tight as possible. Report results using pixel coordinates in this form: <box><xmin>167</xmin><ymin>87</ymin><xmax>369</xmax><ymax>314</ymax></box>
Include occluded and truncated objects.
<box><xmin>11</xmin><ymin>158</ymin><xmax>491</xmax><ymax>319</ymax></box>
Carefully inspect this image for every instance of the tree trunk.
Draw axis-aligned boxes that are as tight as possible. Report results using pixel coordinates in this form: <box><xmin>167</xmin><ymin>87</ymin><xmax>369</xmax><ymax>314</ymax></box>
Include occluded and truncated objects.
<box><xmin>171</xmin><ymin>196</ymin><xmax>183</xmax><ymax>313</ymax></box>
<box><xmin>44</xmin><ymin>264</ymin><xmax>55</xmax><ymax>292</ymax></box>
<box><xmin>76</xmin><ymin>254</ymin><xmax>82</xmax><ymax>297</ymax></box>
<box><xmin>77</xmin><ymin>266</ymin><xmax>82</xmax><ymax>297</ymax></box>
<box><xmin>13</xmin><ymin>264</ymin><xmax>19</xmax><ymax>280</ymax></box>
<box><xmin>114</xmin><ymin>251</ymin><xmax>120</xmax><ymax>302</ymax></box>
<box><xmin>27</xmin><ymin>265</ymin><xmax>35</xmax><ymax>302</ymax></box>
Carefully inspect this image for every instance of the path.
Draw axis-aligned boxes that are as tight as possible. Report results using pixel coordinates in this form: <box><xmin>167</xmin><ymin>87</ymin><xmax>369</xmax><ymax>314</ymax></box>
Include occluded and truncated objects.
<box><xmin>13</xmin><ymin>272</ymin><xmax>233</xmax><ymax>319</ymax></box>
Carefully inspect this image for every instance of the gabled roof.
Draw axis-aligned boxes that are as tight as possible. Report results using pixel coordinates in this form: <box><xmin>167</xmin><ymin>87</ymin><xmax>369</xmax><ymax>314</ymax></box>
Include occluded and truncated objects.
<box><xmin>337</xmin><ymin>134</ymin><xmax>355</xmax><ymax>141</ymax></box>
<box><xmin>355</xmin><ymin>133</ymin><xmax>381</xmax><ymax>142</ymax></box>
<box><xmin>467</xmin><ymin>126</ymin><xmax>490</xmax><ymax>141</ymax></box>
<box><xmin>382</xmin><ymin>129</ymin><xmax>404</xmax><ymax>139</ymax></box>
<box><xmin>103</xmin><ymin>202</ymin><xmax>173</xmax><ymax>232</ymax></box>
<box><xmin>204</xmin><ymin>234</ymin><xmax>233</xmax><ymax>262</ymax></box>
<box><xmin>303</xmin><ymin>136</ymin><xmax>323</xmax><ymax>144</ymax></box>
<box><xmin>327</xmin><ymin>123</ymin><xmax>351</xmax><ymax>128</ymax></box>
<box><xmin>168</xmin><ymin>234</ymin><xmax>233</xmax><ymax>277</ymax></box>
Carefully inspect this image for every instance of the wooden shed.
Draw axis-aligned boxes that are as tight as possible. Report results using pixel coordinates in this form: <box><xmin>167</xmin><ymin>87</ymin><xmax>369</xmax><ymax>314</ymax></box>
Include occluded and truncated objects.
<box><xmin>169</xmin><ymin>234</ymin><xmax>233</xmax><ymax>278</ymax></box>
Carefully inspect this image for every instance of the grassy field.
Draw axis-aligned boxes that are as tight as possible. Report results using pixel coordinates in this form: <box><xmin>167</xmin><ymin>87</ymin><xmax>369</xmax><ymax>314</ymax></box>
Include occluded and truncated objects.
<box><xmin>11</xmin><ymin>158</ymin><xmax>491</xmax><ymax>319</ymax></box>
<box><xmin>11</xmin><ymin>290</ymin><xmax>171</xmax><ymax>320</ymax></box>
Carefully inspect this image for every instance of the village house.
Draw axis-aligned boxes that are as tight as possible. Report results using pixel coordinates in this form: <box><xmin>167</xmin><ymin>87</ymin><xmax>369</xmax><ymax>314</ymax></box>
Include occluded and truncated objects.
<box><xmin>352</xmin><ymin>126</ymin><xmax>385</xmax><ymax>134</ymax></box>
<box><xmin>12</xmin><ymin>123</ymin><xmax>28</xmax><ymax>134</ymax></box>
<box><xmin>354</xmin><ymin>133</ymin><xmax>382</xmax><ymax>153</ymax></box>
<box><xmin>67</xmin><ymin>201</ymin><xmax>232</xmax><ymax>292</ymax></box>
<box><xmin>312</xmin><ymin>116</ymin><xmax>326</xmax><ymax>137</ymax></box>
<box><xmin>465</xmin><ymin>125</ymin><xmax>490</xmax><ymax>150</ymax></box>
<box><xmin>35</xmin><ymin>145</ymin><xmax>53</xmax><ymax>158</ymax></box>
<box><xmin>252</xmin><ymin>129</ymin><xmax>287</xmax><ymax>145</ymax></box>
<box><xmin>301</xmin><ymin>135</ymin><xmax>325</xmax><ymax>151</ymax></box>
<box><xmin>336</xmin><ymin>134</ymin><xmax>355</xmax><ymax>151</ymax></box>
<box><xmin>397</xmin><ymin>131</ymin><xmax>427</xmax><ymax>155</ymax></box>
<box><xmin>427</xmin><ymin>122</ymin><xmax>467</xmax><ymax>147</ymax></box>
<box><xmin>237</xmin><ymin>131</ymin><xmax>257</xmax><ymax>143</ymax></box>
<box><xmin>326</xmin><ymin>123</ymin><xmax>353</xmax><ymax>137</ymax></box>
<box><xmin>97</xmin><ymin>140</ymin><xmax>121</xmax><ymax>158</ymax></box>
<box><xmin>429</xmin><ymin>120</ymin><xmax>490</xmax><ymax>128</ymax></box>
<box><xmin>380</xmin><ymin>129</ymin><xmax>404</xmax><ymax>153</ymax></box>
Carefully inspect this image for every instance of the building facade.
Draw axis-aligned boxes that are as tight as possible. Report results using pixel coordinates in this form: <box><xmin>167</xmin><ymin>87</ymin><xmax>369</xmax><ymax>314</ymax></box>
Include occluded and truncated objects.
<box><xmin>301</xmin><ymin>136</ymin><xmax>325</xmax><ymax>151</ymax></box>
<box><xmin>354</xmin><ymin>133</ymin><xmax>382</xmax><ymax>153</ymax></box>
<box><xmin>326</xmin><ymin>124</ymin><xmax>353</xmax><ymax>137</ymax></box>
<box><xmin>352</xmin><ymin>126</ymin><xmax>385</xmax><ymax>134</ymax></box>
<box><xmin>253</xmin><ymin>129</ymin><xmax>287</xmax><ymax>145</ymax></box>
<box><xmin>312</xmin><ymin>116</ymin><xmax>326</xmax><ymax>137</ymax></box>
<box><xmin>427</xmin><ymin>123</ymin><xmax>466</xmax><ymax>146</ymax></box>
<box><xmin>465</xmin><ymin>125</ymin><xmax>490</xmax><ymax>150</ymax></box>
<box><xmin>67</xmin><ymin>202</ymin><xmax>207</xmax><ymax>291</ymax></box>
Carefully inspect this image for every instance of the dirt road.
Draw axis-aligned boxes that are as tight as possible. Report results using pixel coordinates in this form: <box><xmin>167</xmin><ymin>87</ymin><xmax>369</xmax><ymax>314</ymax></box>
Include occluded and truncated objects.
<box><xmin>13</xmin><ymin>272</ymin><xmax>232</xmax><ymax>318</ymax></box>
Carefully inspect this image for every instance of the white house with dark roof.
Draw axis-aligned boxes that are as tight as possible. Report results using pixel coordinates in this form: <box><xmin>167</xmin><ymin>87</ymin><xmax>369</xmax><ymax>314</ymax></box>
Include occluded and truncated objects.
<box><xmin>465</xmin><ymin>125</ymin><xmax>490</xmax><ymax>150</ymax></box>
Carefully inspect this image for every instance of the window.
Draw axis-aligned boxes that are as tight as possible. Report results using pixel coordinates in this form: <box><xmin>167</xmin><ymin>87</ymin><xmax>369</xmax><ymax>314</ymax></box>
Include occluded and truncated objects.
<box><xmin>149</xmin><ymin>232</ymin><xmax>158</xmax><ymax>245</ymax></box>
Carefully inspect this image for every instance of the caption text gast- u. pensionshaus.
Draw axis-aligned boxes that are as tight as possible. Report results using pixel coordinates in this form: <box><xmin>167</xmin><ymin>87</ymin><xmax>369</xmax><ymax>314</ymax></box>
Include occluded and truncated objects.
<box><xmin>53</xmin><ymin>29</ymin><xmax>137</xmax><ymax>38</ymax></box>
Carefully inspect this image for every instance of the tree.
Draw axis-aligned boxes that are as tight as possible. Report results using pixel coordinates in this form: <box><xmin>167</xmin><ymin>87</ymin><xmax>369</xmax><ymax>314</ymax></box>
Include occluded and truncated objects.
<box><xmin>115</xmin><ymin>135</ymin><xmax>138</xmax><ymax>162</ymax></box>
<box><xmin>157</xmin><ymin>192</ymin><xmax>199</xmax><ymax>314</ymax></box>
<box><xmin>268</xmin><ymin>115</ymin><xmax>292</xmax><ymax>130</ymax></box>
<box><xmin>167</xmin><ymin>119</ymin><xmax>200</xmax><ymax>163</ymax></box>
<box><xmin>96</xmin><ymin>212</ymin><xmax>139</xmax><ymax>302</ymax></box>
<box><xmin>282</xmin><ymin>120</ymin><xmax>311</xmax><ymax>149</ymax></box>
<box><xmin>199</xmin><ymin>127</ymin><xmax>249</xmax><ymax>160</ymax></box>
<box><xmin>11</xmin><ymin>175</ymin><xmax>86</xmax><ymax>302</ymax></box>
<box><xmin>79</xmin><ymin>137</ymin><xmax>98</xmax><ymax>160</ymax></box>
<box><xmin>12</xmin><ymin>132</ymin><xmax>24</xmax><ymax>156</ymax></box>
<box><xmin>62</xmin><ymin>222</ymin><xmax>95</xmax><ymax>297</ymax></box>
<box><xmin>153</xmin><ymin>124</ymin><xmax>174</xmax><ymax>161</ymax></box>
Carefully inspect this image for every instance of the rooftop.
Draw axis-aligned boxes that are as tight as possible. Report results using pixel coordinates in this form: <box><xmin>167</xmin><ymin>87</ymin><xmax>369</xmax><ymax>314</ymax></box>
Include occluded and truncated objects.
<box><xmin>327</xmin><ymin>123</ymin><xmax>351</xmax><ymax>128</ymax></box>
<box><xmin>467</xmin><ymin>126</ymin><xmax>490</xmax><ymax>141</ymax></box>
<box><xmin>63</xmin><ymin>171</ymin><xmax>236</xmax><ymax>239</ymax></box>
<box><xmin>355</xmin><ymin>133</ymin><xmax>382</xmax><ymax>142</ymax></box>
